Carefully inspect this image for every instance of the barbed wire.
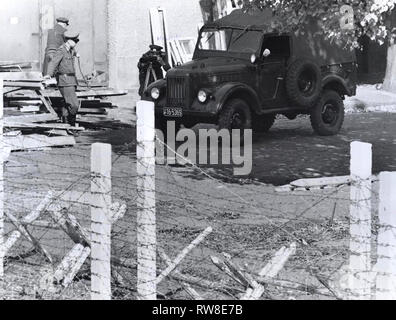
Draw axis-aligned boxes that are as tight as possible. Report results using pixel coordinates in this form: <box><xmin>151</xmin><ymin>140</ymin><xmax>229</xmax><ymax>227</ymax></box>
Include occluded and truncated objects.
<box><xmin>0</xmin><ymin>127</ymin><xmax>388</xmax><ymax>300</ymax></box>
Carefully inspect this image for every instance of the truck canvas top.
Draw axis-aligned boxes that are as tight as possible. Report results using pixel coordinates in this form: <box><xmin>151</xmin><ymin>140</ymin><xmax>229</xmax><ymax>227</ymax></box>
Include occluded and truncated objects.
<box><xmin>204</xmin><ymin>9</ymin><xmax>356</xmax><ymax>66</ymax></box>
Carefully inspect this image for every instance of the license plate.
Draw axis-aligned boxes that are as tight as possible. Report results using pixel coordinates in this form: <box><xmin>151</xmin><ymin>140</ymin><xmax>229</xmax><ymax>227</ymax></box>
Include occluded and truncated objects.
<box><xmin>163</xmin><ymin>107</ymin><xmax>183</xmax><ymax>117</ymax></box>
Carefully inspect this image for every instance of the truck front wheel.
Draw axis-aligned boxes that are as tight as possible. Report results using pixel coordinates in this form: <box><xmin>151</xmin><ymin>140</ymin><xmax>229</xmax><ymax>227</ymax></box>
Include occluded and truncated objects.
<box><xmin>310</xmin><ymin>90</ymin><xmax>345</xmax><ymax>136</ymax></box>
<box><xmin>218</xmin><ymin>99</ymin><xmax>252</xmax><ymax>133</ymax></box>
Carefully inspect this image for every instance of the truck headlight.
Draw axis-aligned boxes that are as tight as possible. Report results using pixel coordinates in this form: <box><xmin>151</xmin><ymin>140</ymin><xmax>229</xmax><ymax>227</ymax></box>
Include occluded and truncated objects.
<box><xmin>151</xmin><ymin>87</ymin><xmax>160</xmax><ymax>100</ymax></box>
<box><xmin>198</xmin><ymin>90</ymin><xmax>208</xmax><ymax>103</ymax></box>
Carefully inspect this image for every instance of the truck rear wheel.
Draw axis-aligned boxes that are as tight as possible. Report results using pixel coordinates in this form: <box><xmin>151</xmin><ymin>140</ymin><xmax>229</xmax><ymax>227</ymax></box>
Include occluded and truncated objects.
<box><xmin>218</xmin><ymin>99</ymin><xmax>252</xmax><ymax>134</ymax></box>
<box><xmin>310</xmin><ymin>90</ymin><xmax>344</xmax><ymax>136</ymax></box>
<box><xmin>252</xmin><ymin>114</ymin><xmax>276</xmax><ymax>133</ymax></box>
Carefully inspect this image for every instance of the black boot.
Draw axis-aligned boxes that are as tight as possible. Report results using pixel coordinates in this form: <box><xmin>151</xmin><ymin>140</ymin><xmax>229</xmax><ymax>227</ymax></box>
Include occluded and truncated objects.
<box><xmin>68</xmin><ymin>114</ymin><xmax>76</xmax><ymax>127</ymax></box>
<box><xmin>61</xmin><ymin>116</ymin><xmax>68</xmax><ymax>124</ymax></box>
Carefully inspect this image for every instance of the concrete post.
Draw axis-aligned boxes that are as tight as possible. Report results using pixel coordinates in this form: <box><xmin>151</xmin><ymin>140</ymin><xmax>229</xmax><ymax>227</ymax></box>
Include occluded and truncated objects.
<box><xmin>91</xmin><ymin>143</ymin><xmax>112</xmax><ymax>300</ymax></box>
<box><xmin>375</xmin><ymin>172</ymin><xmax>396</xmax><ymax>300</ymax></box>
<box><xmin>0</xmin><ymin>79</ymin><xmax>4</xmax><ymax>278</ymax></box>
<box><xmin>136</xmin><ymin>100</ymin><xmax>156</xmax><ymax>300</ymax></box>
<box><xmin>348</xmin><ymin>141</ymin><xmax>373</xmax><ymax>299</ymax></box>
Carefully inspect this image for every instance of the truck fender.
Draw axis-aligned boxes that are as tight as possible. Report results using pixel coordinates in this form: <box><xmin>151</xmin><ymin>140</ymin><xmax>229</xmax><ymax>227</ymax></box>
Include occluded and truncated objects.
<box><xmin>191</xmin><ymin>82</ymin><xmax>261</xmax><ymax>116</ymax></box>
<box><xmin>321</xmin><ymin>74</ymin><xmax>352</xmax><ymax>96</ymax></box>
<box><xmin>142</xmin><ymin>79</ymin><xmax>167</xmax><ymax>101</ymax></box>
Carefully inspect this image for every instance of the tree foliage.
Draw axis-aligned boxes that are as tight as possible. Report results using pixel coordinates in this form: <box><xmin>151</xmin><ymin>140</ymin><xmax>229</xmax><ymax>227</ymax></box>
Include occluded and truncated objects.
<box><xmin>240</xmin><ymin>0</ymin><xmax>396</xmax><ymax>47</ymax></box>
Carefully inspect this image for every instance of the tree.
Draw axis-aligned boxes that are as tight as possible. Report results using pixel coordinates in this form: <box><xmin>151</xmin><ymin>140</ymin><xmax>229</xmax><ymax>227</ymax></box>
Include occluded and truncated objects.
<box><xmin>241</xmin><ymin>0</ymin><xmax>396</xmax><ymax>91</ymax></box>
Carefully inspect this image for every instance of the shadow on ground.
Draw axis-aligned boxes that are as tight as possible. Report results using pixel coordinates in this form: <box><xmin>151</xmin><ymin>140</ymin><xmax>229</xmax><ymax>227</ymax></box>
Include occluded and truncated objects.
<box><xmin>77</xmin><ymin>113</ymin><xmax>396</xmax><ymax>186</ymax></box>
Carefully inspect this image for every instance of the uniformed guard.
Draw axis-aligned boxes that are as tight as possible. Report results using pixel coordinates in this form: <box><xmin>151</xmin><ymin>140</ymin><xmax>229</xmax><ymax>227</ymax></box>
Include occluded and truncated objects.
<box><xmin>44</xmin><ymin>31</ymin><xmax>80</xmax><ymax>126</ymax></box>
<box><xmin>42</xmin><ymin>17</ymin><xmax>69</xmax><ymax>75</ymax></box>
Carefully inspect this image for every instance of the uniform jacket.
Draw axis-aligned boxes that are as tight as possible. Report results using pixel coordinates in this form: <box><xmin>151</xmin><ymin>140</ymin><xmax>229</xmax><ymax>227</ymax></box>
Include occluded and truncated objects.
<box><xmin>45</xmin><ymin>24</ymin><xmax>67</xmax><ymax>53</ymax></box>
<box><xmin>46</xmin><ymin>44</ymin><xmax>78</xmax><ymax>87</ymax></box>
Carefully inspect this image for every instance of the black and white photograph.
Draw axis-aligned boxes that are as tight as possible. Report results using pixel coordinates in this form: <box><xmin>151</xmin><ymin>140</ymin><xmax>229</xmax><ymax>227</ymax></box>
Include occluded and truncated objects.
<box><xmin>0</xmin><ymin>0</ymin><xmax>396</xmax><ymax>307</ymax></box>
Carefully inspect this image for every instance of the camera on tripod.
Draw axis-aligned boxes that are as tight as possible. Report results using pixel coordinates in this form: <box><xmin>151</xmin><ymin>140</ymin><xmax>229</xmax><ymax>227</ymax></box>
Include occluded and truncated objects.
<box><xmin>138</xmin><ymin>44</ymin><xmax>171</xmax><ymax>97</ymax></box>
<box><xmin>143</xmin><ymin>44</ymin><xmax>167</xmax><ymax>63</ymax></box>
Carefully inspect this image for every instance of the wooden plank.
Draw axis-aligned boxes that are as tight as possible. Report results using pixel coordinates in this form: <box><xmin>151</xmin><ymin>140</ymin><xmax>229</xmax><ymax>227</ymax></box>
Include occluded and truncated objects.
<box><xmin>156</xmin><ymin>227</ymin><xmax>213</xmax><ymax>285</ymax></box>
<box><xmin>219</xmin><ymin>253</ymin><xmax>266</xmax><ymax>300</ymax></box>
<box><xmin>3</xmin><ymin>231</ymin><xmax>21</xmax><ymax>255</ymax></box>
<box><xmin>290</xmin><ymin>176</ymin><xmax>352</xmax><ymax>188</ymax></box>
<box><xmin>78</xmin><ymin>108</ymin><xmax>108</xmax><ymax>115</ymax></box>
<box><xmin>157</xmin><ymin>249</ymin><xmax>203</xmax><ymax>300</ymax></box>
<box><xmin>158</xmin><ymin>249</ymin><xmax>244</xmax><ymax>296</ymax></box>
<box><xmin>81</xmin><ymin>101</ymin><xmax>116</xmax><ymax>109</ymax></box>
<box><xmin>19</xmin><ymin>105</ymin><xmax>40</xmax><ymax>113</ymax></box>
<box><xmin>5</xmin><ymin>122</ymin><xmax>85</xmax><ymax>132</ymax></box>
<box><xmin>4</xmin><ymin>131</ymin><xmax>21</xmax><ymax>137</ymax></box>
<box><xmin>150</xmin><ymin>8</ymin><xmax>166</xmax><ymax>49</ymax></box>
<box><xmin>5</xmin><ymin>211</ymin><xmax>53</xmax><ymax>263</ymax></box>
<box><xmin>4</xmin><ymin>81</ymin><xmax>43</xmax><ymax>90</ymax></box>
<box><xmin>54</xmin><ymin>244</ymin><xmax>85</xmax><ymax>283</ymax></box>
<box><xmin>5</xmin><ymin>88</ymin><xmax>127</xmax><ymax>100</ymax></box>
<box><xmin>256</xmin><ymin>277</ymin><xmax>332</xmax><ymax>296</ymax></box>
<box><xmin>0</xmin><ymin>72</ymin><xmax>43</xmax><ymax>82</ymax></box>
<box><xmin>63</xmin><ymin>246</ymin><xmax>90</xmax><ymax>287</ymax></box>
<box><xmin>4</xmin><ymin>113</ymin><xmax>58</xmax><ymax>124</ymax></box>
<box><xmin>22</xmin><ymin>191</ymin><xmax>54</xmax><ymax>225</ymax></box>
<box><xmin>0</xmin><ymin>62</ymin><xmax>33</xmax><ymax>69</ymax></box>
<box><xmin>173</xmin><ymin>39</ymin><xmax>187</xmax><ymax>64</ymax></box>
<box><xmin>210</xmin><ymin>255</ymin><xmax>244</xmax><ymax>286</ymax></box>
<box><xmin>48</xmin><ymin>206</ymin><xmax>90</xmax><ymax>247</ymax></box>
<box><xmin>37</xmin><ymin>90</ymin><xmax>57</xmax><ymax>115</ymax></box>
<box><xmin>182</xmin><ymin>282</ymin><xmax>204</xmax><ymax>300</ymax></box>
<box><xmin>258</xmin><ymin>243</ymin><xmax>297</xmax><ymax>278</ymax></box>
<box><xmin>170</xmin><ymin>270</ymin><xmax>244</xmax><ymax>296</ymax></box>
<box><xmin>4</xmin><ymin>134</ymin><xmax>76</xmax><ymax>151</ymax></box>
<box><xmin>244</xmin><ymin>243</ymin><xmax>297</xmax><ymax>300</ymax></box>
<box><xmin>169</xmin><ymin>41</ymin><xmax>183</xmax><ymax>65</ymax></box>
<box><xmin>53</xmin><ymin>243</ymin><xmax>91</xmax><ymax>287</ymax></box>
<box><xmin>110</xmin><ymin>202</ymin><xmax>127</xmax><ymax>224</ymax></box>
<box><xmin>43</xmin><ymin>89</ymin><xmax>128</xmax><ymax>99</ymax></box>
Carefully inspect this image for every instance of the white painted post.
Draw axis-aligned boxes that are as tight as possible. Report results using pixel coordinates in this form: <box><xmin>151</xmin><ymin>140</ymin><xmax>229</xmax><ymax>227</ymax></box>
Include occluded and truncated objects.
<box><xmin>136</xmin><ymin>101</ymin><xmax>156</xmax><ymax>300</ymax></box>
<box><xmin>0</xmin><ymin>78</ymin><xmax>4</xmax><ymax>278</ymax></box>
<box><xmin>91</xmin><ymin>143</ymin><xmax>112</xmax><ymax>300</ymax></box>
<box><xmin>348</xmin><ymin>141</ymin><xmax>373</xmax><ymax>299</ymax></box>
<box><xmin>375</xmin><ymin>172</ymin><xmax>396</xmax><ymax>300</ymax></box>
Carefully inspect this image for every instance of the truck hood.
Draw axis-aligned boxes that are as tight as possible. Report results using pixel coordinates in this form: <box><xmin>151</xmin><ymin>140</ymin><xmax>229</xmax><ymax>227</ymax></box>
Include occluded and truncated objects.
<box><xmin>167</xmin><ymin>57</ymin><xmax>250</xmax><ymax>76</ymax></box>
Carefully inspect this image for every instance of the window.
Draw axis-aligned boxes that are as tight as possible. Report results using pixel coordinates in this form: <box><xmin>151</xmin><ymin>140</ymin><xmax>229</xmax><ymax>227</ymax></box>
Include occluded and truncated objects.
<box><xmin>198</xmin><ymin>28</ymin><xmax>263</xmax><ymax>54</ymax></box>
<box><xmin>262</xmin><ymin>36</ymin><xmax>291</xmax><ymax>57</ymax></box>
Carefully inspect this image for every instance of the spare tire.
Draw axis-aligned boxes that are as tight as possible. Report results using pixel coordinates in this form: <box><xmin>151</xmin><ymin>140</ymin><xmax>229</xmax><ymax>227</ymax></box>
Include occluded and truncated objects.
<box><xmin>286</xmin><ymin>59</ymin><xmax>322</xmax><ymax>108</ymax></box>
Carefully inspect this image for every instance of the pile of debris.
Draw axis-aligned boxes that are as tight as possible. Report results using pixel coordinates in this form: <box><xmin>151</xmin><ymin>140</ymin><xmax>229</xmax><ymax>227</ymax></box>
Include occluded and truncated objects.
<box><xmin>2</xmin><ymin>67</ymin><xmax>128</xmax><ymax>153</ymax></box>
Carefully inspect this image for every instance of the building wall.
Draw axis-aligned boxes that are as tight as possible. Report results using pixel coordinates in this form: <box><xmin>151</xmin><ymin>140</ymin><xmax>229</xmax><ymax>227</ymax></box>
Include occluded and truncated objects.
<box><xmin>0</xmin><ymin>0</ymin><xmax>108</xmax><ymax>83</ymax></box>
<box><xmin>0</xmin><ymin>0</ymin><xmax>41</xmax><ymax>67</ymax></box>
<box><xmin>107</xmin><ymin>0</ymin><xmax>204</xmax><ymax>90</ymax></box>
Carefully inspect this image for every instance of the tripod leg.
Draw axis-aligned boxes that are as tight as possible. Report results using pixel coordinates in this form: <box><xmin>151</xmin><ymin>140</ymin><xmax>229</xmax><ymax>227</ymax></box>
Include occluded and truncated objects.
<box><xmin>144</xmin><ymin>65</ymin><xmax>151</xmax><ymax>92</ymax></box>
<box><xmin>152</xmin><ymin>67</ymin><xmax>158</xmax><ymax>82</ymax></box>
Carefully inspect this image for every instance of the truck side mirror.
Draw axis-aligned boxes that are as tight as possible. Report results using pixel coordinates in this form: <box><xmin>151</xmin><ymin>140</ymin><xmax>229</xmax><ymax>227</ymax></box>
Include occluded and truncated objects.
<box><xmin>263</xmin><ymin>49</ymin><xmax>271</xmax><ymax>58</ymax></box>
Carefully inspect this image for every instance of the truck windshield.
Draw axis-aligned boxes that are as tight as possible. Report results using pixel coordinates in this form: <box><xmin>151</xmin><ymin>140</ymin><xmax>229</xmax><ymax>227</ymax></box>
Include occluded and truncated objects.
<box><xmin>198</xmin><ymin>28</ymin><xmax>262</xmax><ymax>54</ymax></box>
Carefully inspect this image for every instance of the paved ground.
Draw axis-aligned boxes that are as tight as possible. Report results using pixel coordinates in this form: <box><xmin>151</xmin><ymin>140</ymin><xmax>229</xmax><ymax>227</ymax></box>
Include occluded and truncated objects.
<box><xmin>79</xmin><ymin>112</ymin><xmax>396</xmax><ymax>186</ymax></box>
<box><xmin>217</xmin><ymin>112</ymin><xmax>396</xmax><ymax>185</ymax></box>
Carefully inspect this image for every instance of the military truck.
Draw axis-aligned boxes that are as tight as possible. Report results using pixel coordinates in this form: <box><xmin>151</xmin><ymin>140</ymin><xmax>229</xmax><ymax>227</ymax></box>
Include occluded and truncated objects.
<box><xmin>143</xmin><ymin>9</ymin><xmax>357</xmax><ymax>136</ymax></box>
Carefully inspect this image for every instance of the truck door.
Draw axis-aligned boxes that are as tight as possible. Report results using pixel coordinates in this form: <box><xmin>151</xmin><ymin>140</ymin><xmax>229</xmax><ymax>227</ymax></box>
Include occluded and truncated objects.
<box><xmin>258</xmin><ymin>35</ymin><xmax>290</xmax><ymax>107</ymax></box>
